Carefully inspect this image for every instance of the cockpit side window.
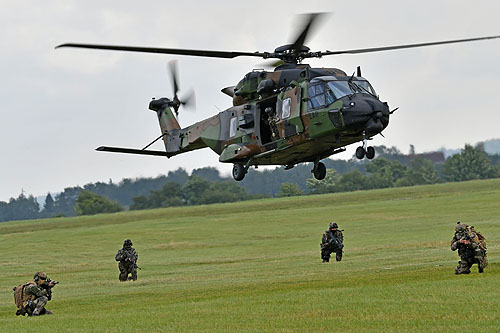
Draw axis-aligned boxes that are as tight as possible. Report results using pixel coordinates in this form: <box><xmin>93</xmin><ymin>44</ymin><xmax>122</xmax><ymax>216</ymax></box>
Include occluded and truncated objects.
<box><xmin>230</xmin><ymin>117</ymin><xmax>237</xmax><ymax>137</ymax></box>
<box><xmin>282</xmin><ymin>98</ymin><xmax>291</xmax><ymax>119</ymax></box>
<box><xmin>308</xmin><ymin>83</ymin><xmax>326</xmax><ymax>110</ymax></box>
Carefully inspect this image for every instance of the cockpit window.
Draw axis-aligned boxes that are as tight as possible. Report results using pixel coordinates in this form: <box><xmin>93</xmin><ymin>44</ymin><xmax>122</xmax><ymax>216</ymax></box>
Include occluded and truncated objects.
<box><xmin>308</xmin><ymin>84</ymin><xmax>326</xmax><ymax>109</ymax></box>
<box><xmin>308</xmin><ymin>80</ymin><xmax>377</xmax><ymax>110</ymax></box>
<box><xmin>327</xmin><ymin>81</ymin><xmax>352</xmax><ymax>102</ymax></box>
<box><xmin>327</xmin><ymin>80</ymin><xmax>377</xmax><ymax>100</ymax></box>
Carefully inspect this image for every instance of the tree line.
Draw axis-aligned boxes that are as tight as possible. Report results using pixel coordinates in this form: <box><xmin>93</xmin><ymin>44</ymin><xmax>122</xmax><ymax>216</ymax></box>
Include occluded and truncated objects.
<box><xmin>1</xmin><ymin>143</ymin><xmax>499</xmax><ymax>222</ymax></box>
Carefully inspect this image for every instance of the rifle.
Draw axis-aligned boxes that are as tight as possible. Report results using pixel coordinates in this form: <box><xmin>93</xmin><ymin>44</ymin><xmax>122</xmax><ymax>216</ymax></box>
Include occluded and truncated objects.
<box><xmin>327</xmin><ymin>230</ymin><xmax>344</xmax><ymax>250</ymax></box>
<box><xmin>455</xmin><ymin>231</ymin><xmax>473</xmax><ymax>246</ymax></box>
<box><xmin>46</xmin><ymin>279</ymin><xmax>59</xmax><ymax>288</ymax></box>
<box><xmin>123</xmin><ymin>249</ymin><xmax>142</xmax><ymax>270</ymax></box>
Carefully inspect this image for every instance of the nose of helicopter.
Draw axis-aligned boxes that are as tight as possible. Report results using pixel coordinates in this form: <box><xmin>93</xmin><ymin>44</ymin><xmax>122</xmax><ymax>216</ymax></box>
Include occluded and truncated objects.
<box><xmin>338</xmin><ymin>95</ymin><xmax>390</xmax><ymax>135</ymax></box>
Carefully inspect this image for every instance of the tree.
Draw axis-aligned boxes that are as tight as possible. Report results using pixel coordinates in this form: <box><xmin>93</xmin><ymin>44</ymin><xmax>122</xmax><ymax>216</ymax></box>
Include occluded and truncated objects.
<box><xmin>0</xmin><ymin>193</ymin><xmax>40</xmax><ymax>222</ymax></box>
<box><xmin>335</xmin><ymin>170</ymin><xmax>368</xmax><ymax>192</ymax></box>
<box><xmin>182</xmin><ymin>175</ymin><xmax>213</xmax><ymax>205</ymax></box>
<box><xmin>192</xmin><ymin>167</ymin><xmax>223</xmax><ymax>182</ymax></box>
<box><xmin>409</xmin><ymin>144</ymin><xmax>415</xmax><ymax>155</ymax></box>
<box><xmin>395</xmin><ymin>157</ymin><xmax>441</xmax><ymax>187</ymax></box>
<box><xmin>441</xmin><ymin>144</ymin><xmax>499</xmax><ymax>182</ymax></box>
<box><xmin>0</xmin><ymin>201</ymin><xmax>8</xmax><ymax>222</ymax></box>
<box><xmin>198</xmin><ymin>181</ymin><xmax>250</xmax><ymax>204</ymax></box>
<box><xmin>129</xmin><ymin>195</ymin><xmax>149</xmax><ymax>210</ymax></box>
<box><xmin>148</xmin><ymin>182</ymin><xmax>184</xmax><ymax>208</ymax></box>
<box><xmin>365</xmin><ymin>158</ymin><xmax>408</xmax><ymax>188</ymax></box>
<box><xmin>307</xmin><ymin>169</ymin><xmax>339</xmax><ymax>194</ymax></box>
<box><xmin>278</xmin><ymin>183</ymin><xmax>304</xmax><ymax>197</ymax></box>
<box><xmin>130</xmin><ymin>181</ymin><xmax>185</xmax><ymax>210</ymax></box>
<box><xmin>42</xmin><ymin>192</ymin><xmax>55</xmax><ymax>217</ymax></box>
<box><xmin>53</xmin><ymin>187</ymin><xmax>83</xmax><ymax>217</ymax></box>
<box><xmin>74</xmin><ymin>190</ymin><xmax>123</xmax><ymax>216</ymax></box>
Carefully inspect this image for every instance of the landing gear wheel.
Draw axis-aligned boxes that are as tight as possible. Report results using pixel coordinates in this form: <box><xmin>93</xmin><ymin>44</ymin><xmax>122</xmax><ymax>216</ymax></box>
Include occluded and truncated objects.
<box><xmin>355</xmin><ymin>146</ymin><xmax>366</xmax><ymax>159</ymax></box>
<box><xmin>313</xmin><ymin>162</ymin><xmax>326</xmax><ymax>180</ymax></box>
<box><xmin>232</xmin><ymin>164</ymin><xmax>246</xmax><ymax>181</ymax></box>
<box><xmin>336</xmin><ymin>252</ymin><xmax>343</xmax><ymax>262</ymax></box>
<box><xmin>366</xmin><ymin>146</ymin><xmax>375</xmax><ymax>159</ymax></box>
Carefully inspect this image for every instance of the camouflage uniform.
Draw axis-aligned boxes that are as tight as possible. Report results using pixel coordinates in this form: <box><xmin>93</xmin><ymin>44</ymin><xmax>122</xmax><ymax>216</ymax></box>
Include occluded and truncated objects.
<box><xmin>115</xmin><ymin>239</ymin><xmax>139</xmax><ymax>281</ymax></box>
<box><xmin>17</xmin><ymin>272</ymin><xmax>55</xmax><ymax>316</ymax></box>
<box><xmin>451</xmin><ymin>222</ymin><xmax>487</xmax><ymax>274</ymax></box>
<box><xmin>321</xmin><ymin>222</ymin><xmax>344</xmax><ymax>262</ymax></box>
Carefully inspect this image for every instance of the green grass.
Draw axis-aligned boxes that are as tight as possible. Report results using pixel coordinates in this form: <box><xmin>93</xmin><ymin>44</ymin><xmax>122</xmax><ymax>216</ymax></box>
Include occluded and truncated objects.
<box><xmin>1</xmin><ymin>179</ymin><xmax>499</xmax><ymax>332</ymax></box>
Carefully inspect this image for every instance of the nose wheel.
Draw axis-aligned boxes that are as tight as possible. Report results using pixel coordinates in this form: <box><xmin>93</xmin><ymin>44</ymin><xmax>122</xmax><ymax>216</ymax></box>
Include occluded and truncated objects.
<box><xmin>356</xmin><ymin>146</ymin><xmax>375</xmax><ymax>159</ymax></box>
<box><xmin>366</xmin><ymin>146</ymin><xmax>375</xmax><ymax>159</ymax></box>
<box><xmin>356</xmin><ymin>134</ymin><xmax>375</xmax><ymax>160</ymax></box>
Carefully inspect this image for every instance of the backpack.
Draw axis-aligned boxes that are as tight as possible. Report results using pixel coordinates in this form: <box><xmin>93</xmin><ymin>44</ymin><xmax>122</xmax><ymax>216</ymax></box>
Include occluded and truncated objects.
<box><xmin>467</xmin><ymin>226</ymin><xmax>487</xmax><ymax>250</ymax></box>
<box><xmin>475</xmin><ymin>230</ymin><xmax>487</xmax><ymax>250</ymax></box>
<box><xmin>13</xmin><ymin>282</ymin><xmax>35</xmax><ymax>316</ymax></box>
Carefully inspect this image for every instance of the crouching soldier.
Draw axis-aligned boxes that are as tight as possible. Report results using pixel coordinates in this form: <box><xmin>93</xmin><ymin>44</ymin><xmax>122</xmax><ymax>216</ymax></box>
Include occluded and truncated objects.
<box><xmin>13</xmin><ymin>271</ymin><xmax>58</xmax><ymax>316</ymax></box>
<box><xmin>115</xmin><ymin>239</ymin><xmax>139</xmax><ymax>281</ymax></box>
<box><xmin>451</xmin><ymin>221</ymin><xmax>488</xmax><ymax>274</ymax></box>
<box><xmin>321</xmin><ymin>222</ymin><xmax>344</xmax><ymax>262</ymax></box>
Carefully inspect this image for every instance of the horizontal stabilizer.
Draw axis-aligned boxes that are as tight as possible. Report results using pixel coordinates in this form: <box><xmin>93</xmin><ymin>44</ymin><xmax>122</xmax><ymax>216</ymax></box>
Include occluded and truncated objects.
<box><xmin>96</xmin><ymin>146</ymin><xmax>176</xmax><ymax>157</ymax></box>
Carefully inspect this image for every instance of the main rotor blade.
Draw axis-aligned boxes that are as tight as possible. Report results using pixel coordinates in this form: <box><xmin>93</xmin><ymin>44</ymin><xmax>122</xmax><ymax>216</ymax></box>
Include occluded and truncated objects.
<box><xmin>56</xmin><ymin>43</ymin><xmax>266</xmax><ymax>59</ymax></box>
<box><xmin>322</xmin><ymin>35</ymin><xmax>500</xmax><ymax>56</ymax></box>
<box><xmin>169</xmin><ymin>60</ymin><xmax>179</xmax><ymax>97</ymax></box>
<box><xmin>291</xmin><ymin>12</ymin><xmax>327</xmax><ymax>51</ymax></box>
<box><xmin>180</xmin><ymin>89</ymin><xmax>196</xmax><ymax>110</ymax></box>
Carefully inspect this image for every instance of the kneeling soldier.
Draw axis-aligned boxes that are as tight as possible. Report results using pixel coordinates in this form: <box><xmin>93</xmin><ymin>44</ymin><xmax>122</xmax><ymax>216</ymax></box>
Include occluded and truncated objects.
<box><xmin>115</xmin><ymin>239</ymin><xmax>139</xmax><ymax>281</ymax></box>
<box><xmin>321</xmin><ymin>222</ymin><xmax>344</xmax><ymax>262</ymax></box>
<box><xmin>13</xmin><ymin>271</ymin><xmax>58</xmax><ymax>316</ymax></box>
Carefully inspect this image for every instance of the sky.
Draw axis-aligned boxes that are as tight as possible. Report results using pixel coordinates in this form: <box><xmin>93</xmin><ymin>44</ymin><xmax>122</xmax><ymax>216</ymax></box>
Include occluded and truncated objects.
<box><xmin>1</xmin><ymin>0</ymin><xmax>500</xmax><ymax>201</ymax></box>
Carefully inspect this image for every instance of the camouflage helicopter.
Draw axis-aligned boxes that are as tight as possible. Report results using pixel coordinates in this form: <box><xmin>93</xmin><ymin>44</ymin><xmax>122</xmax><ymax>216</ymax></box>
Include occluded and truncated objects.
<box><xmin>56</xmin><ymin>14</ymin><xmax>500</xmax><ymax>181</ymax></box>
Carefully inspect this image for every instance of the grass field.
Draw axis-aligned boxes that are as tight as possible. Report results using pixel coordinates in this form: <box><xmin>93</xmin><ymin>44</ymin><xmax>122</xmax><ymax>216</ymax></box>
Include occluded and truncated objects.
<box><xmin>1</xmin><ymin>179</ymin><xmax>499</xmax><ymax>332</ymax></box>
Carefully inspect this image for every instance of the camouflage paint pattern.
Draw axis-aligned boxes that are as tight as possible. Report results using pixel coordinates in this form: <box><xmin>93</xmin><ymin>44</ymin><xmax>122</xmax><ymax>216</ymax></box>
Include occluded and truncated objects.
<box><xmin>115</xmin><ymin>246</ymin><xmax>139</xmax><ymax>281</ymax></box>
<box><xmin>320</xmin><ymin>228</ymin><xmax>344</xmax><ymax>262</ymax></box>
<box><xmin>155</xmin><ymin>65</ymin><xmax>390</xmax><ymax>168</ymax></box>
<box><xmin>450</xmin><ymin>225</ymin><xmax>487</xmax><ymax>274</ymax></box>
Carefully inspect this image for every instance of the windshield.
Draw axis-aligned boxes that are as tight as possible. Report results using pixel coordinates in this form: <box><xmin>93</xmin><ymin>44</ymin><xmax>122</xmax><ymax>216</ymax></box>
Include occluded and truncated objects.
<box><xmin>327</xmin><ymin>80</ymin><xmax>376</xmax><ymax>101</ymax></box>
<box><xmin>308</xmin><ymin>80</ymin><xmax>377</xmax><ymax>110</ymax></box>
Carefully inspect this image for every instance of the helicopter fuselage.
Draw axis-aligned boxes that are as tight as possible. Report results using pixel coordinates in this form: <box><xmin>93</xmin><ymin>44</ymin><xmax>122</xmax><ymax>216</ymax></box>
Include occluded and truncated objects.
<box><xmin>153</xmin><ymin>65</ymin><xmax>390</xmax><ymax>179</ymax></box>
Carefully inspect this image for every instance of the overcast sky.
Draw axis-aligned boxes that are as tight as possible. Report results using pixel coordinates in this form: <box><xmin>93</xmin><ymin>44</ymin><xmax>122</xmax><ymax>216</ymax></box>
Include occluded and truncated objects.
<box><xmin>1</xmin><ymin>0</ymin><xmax>499</xmax><ymax>201</ymax></box>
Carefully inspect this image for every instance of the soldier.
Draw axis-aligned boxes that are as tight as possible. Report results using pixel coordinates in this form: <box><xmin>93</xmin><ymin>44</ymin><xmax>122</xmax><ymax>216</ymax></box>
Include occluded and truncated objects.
<box><xmin>13</xmin><ymin>271</ymin><xmax>58</xmax><ymax>316</ymax></box>
<box><xmin>264</xmin><ymin>106</ymin><xmax>279</xmax><ymax>140</ymax></box>
<box><xmin>115</xmin><ymin>239</ymin><xmax>139</xmax><ymax>281</ymax></box>
<box><xmin>321</xmin><ymin>222</ymin><xmax>344</xmax><ymax>262</ymax></box>
<box><xmin>451</xmin><ymin>221</ymin><xmax>488</xmax><ymax>274</ymax></box>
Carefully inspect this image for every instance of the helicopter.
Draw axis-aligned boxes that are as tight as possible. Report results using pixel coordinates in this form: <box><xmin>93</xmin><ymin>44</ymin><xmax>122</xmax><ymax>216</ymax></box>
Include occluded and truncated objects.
<box><xmin>56</xmin><ymin>13</ymin><xmax>500</xmax><ymax>181</ymax></box>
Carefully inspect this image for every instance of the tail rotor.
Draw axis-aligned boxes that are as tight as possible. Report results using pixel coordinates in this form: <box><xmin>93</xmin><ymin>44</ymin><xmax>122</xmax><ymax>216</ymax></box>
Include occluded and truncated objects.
<box><xmin>167</xmin><ymin>60</ymin><xmax>195</xmax><ymax>117</ymax></box>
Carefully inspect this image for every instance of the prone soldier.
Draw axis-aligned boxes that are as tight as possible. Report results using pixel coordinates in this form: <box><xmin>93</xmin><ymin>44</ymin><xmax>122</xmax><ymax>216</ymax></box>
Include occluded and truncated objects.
<box><xmin>115</xmin><ymin>239</ymin><xmax>139</xmax><ymax>281</ymax></box>
<box><xmin>321</xmin><ymin>222</ymin><xmax>344</xmax><ymax>262</ymax></box>
<box><xmin>13</xmin><ymin>271</ymin><xmax>58</xmax><ymax>316</ymax></box>
<box><xmin>451</xmin><ymin>221</ymin><xmax>488</xmax><ymax>274</ymax></box>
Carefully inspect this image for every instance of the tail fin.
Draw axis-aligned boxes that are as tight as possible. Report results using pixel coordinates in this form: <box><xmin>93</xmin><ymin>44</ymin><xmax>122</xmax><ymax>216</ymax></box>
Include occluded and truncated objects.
<box><xmin>150</xmin><ymin>98</ymin><xmax>180</xmax><ymax>132</ymax></box>
<box><xmin>149</xmin><ymin>98</ymin><xmax>181</xmax><ymax>153</ymax></box>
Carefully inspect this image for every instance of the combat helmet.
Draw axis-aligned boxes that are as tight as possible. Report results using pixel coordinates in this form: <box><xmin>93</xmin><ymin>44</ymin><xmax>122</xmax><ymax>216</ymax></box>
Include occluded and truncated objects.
<box><xmin>123</xmin><ymin>239</ymin><xmax>133</xmax><ymax>247</ymax></box>
<box><xmin>34</xmin><ymin>271</ymin><xmax>48</xmax><ymax>286</ymax></box>
<box><xmin>329</xmin><ymin>222</ymin><xmax>338</xmax><ymax>229</ymax></box>
<box><xmin>455</xmin><ymin>221</ymin><xmax>467</xmax><ymax>233</ymax></box>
